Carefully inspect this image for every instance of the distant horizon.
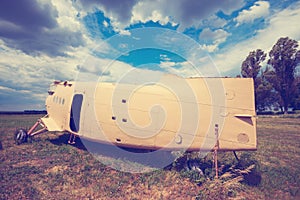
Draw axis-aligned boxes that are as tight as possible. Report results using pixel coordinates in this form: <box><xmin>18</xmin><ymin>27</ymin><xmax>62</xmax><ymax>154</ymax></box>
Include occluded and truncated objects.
<box><xmin>0</xmin><ymin>110</ymin><xmax>47</xmax><ymax>113</ymax></box>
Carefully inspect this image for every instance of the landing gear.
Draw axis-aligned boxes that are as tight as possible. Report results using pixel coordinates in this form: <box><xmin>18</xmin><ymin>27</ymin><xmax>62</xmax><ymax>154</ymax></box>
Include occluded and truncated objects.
<box><xmin>14</xmin><ymin>129</ymin><xmax>28</xmax><ymax>145</ymax></box>
<box><xmin>68</xmin><ymin>133</ymin><xmax>76</xmax><ymax>144</ymax></box>
<box><xmin>14</xmin><ymin>117</ymin><xmax>48</xmax><ymax>145</ymax></box>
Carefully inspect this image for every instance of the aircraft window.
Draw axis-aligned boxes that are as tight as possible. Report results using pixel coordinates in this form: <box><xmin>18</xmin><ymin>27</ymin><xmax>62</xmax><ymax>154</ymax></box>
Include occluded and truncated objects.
<box><xmin>122</xmin><ymin>99</ymin><xmax>127</xmax><ymax>103</ymax></box>
<box><xmin>62</xmin><ymin>98</ymin><xmax>65</xmax><ymax>105</ymax></box>
<box><xmin>112</xmin><ymin>116</ymin><xmax>116</xmax><ymax>120</ymax></box>
<box><xmin>53</xmin><ymin>96</ymin><xmax>55</xmax><ymax>102</ymax></box>
<box><xmin>59</xmin><ymin>97</ymin><xmax>61</xmax><ymax>104</ymax></box>
<box><xmin>116</xmin><ymin>138</ymin><xmax>121</xmax><ymax>143</ymax></box>
<box><xmin>122</xmin><ymin>118</ymin><xmax>127</xmax><ymax>122</ymax></box>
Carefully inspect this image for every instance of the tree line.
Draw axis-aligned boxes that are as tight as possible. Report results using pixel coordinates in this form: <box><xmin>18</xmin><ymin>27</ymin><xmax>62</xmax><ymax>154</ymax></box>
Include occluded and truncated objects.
<box><xmin>240</xmin><ymin>37</ymin><xmax>300</xmax><ymax>114</ymax></box>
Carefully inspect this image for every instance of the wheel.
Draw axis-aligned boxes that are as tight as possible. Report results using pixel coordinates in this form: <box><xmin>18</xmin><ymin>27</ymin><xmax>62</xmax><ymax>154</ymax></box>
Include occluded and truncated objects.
<box><xmin>14</xmin><ymin>129</ymin><xmax>28</xmax><ymax>145</ymax></box>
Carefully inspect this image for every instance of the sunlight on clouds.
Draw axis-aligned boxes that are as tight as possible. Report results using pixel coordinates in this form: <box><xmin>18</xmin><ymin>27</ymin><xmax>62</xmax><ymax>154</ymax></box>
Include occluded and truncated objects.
<box><xmin>199</xmin><ymin>28</ymin><xmax>231</xmax><ymax>52</ymax></box>
<box><xmin>235</xmin><ymin>1</ymin><xmax>270</xmax><ymax>26</ymax></box>
<box><xmin>77</xmin><ymin>54</ymin><xmax>135</xmax><ymax>83</ymax></box>
<box><xmin>131</xmin><ymin>4</ymin><xmax>174</xmax><ymax>26</ymax></box>
<box><xmin>1</xmin><ymin>0</ymin><xmax>299</xmax><ymax>110</ymax></box>
<box><xmin>159</xmin><ymin>56</ymin><xmax>219</xmax><ymax>78</ymax></box>
<box><xmin>199</xmin><ymin>44</ymin><xmax>219</xmax><ymax>53</ymax></box>
<box><xmin>131</xmin><ymin>0</ymin><xmax>243</xmax><ymax>31</ymax></box>
<box><xmin>0</xmin><ymin>41</ymin><xmax>78</xmax><ymax>88</ymax></box>
<box><xmin>51</xmin><ymin>0</ymin><xmax>81</xmax><ymax>30</ymax></box>
<box><xmin>159</xmin><ymin>61</ymin><xmax>176</xmax><ymax>68</ymax></box>
<box><xmin>255</xmin><ymin>2</ymin><xmax>300</xmax><ymax>51</ymax></box>
<box><xmin>211</xmin><ymin>2</ymin><xmax>300</xmax><ymax>74</ymax></box>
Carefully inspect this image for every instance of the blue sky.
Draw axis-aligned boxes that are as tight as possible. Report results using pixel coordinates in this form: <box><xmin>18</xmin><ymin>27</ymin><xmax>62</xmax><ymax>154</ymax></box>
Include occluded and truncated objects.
<box><xmin>0</xmin><ymin>0</ymin><xmax>300</xmax><ymax>110</ymax></box>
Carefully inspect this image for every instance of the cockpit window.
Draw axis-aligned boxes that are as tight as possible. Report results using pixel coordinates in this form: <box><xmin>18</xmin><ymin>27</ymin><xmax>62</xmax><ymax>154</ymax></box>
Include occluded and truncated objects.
<box><xmin>48</xmin><ymin>83</ymin><xmax>57</xmax><ymax>95</ymax></box>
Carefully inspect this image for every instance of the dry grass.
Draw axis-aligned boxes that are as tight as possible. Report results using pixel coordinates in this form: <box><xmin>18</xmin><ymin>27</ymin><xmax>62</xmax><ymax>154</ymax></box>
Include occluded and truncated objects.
<box><xmin>0</xmin><ymin>114</ymin><xmax>299</xmax><ymax>199</ymax></box>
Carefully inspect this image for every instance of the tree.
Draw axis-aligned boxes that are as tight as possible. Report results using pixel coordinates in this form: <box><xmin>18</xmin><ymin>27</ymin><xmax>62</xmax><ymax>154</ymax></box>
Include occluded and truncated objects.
<box><xmin>291</xmin><ymin>76</ymin><xmax>300</xmax><ymax>110</ymax></box>
<box><xmin>256</xmin><ymin>66</ymin><xmax>280</xmax><ymax>111</ymax></box>
<box><xmin>241</xmin><ymin>49</ymin><xmax>267</xmax><ymax>110</ymax></box>
<box><xmin>267</xmin><ymin>37</ymin><xmax>300</xmax><ymax>114</ymax></box>
<box><xmin>241</xmin><ymin>49</ymin><xmax>266</xmax><ymax>81</ymax></box>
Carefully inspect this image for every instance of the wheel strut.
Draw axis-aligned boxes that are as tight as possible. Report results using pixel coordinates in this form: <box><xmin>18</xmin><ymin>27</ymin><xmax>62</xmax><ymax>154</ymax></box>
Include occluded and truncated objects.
<box><xmin>68</xmin><ymin>134</ymin><xmax>76</xmax><ymax>144</ymax></box>
<box><xmin>14</xmin><ymin>117</ymin><xmax>48</xmax><ymax>145</ymax></box>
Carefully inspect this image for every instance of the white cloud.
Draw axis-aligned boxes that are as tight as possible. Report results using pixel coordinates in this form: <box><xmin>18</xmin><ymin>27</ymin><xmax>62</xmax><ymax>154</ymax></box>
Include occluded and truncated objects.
<box><xmin>202</xmin><ymin>15</ymin><xmax>228</xmax><ymax>28</ymax></box>
<box><xmin>199</xmin><ymin>44</ymin><xmax>219</xmax><ymax>53</ymax></box>
<box><xmin>160</xmin><ymin>61</ymin><xmax>176</xmax><ymax>68</ymax></box>
<box><xmin>199</xmin><ymin>28</ymin><xmax>230</xmax><ymax>43</ymax></box>
<box><xmin>160</xmin><ymin>54</ymin><xmax>171</xmax><ymax>61</ymax></box>
<box><xmin>0</xmin><ymin>85</ymin><xmax>16</xmax><ymax>93</ymax></box>
<box><xmin>132</xmin><ymin>8</ymin><xmax>173</xmax><ymax>26</ymax></box>
<box><xmin>103</xmin><ymin>20</ymin><xmax>109</xmax><ymax>27</ymax></box>
<box><xmin>80</xmin><ymin>0</ymin><xmax>244</xmax><ymax>31</ymax></box>
<box><xmin>159</xmin><ymin>60</ymin><xmax>206</xmax><ymax>78</ymax></box>
<box><xmin>151</xmin><ymin>0</ymin><xmax>244</xmax><ymax>30</ymax></box>
<box><xmin>235</xmin><ymin>1</ymin><xmax>270</xmax><ymax>26</ymax></box>
<box><xmin>0</xmin><ymin>0</ymin><xmax>86</xmax><ymax>56</ymax></box>
<box><xmin>76</xmin><ymin>54</ymin><xmax>136</xmax><ymax>82</ymax></box>
<box><xmin>199</xmin><ymin>28</ymin><xmax>231</xmax><ymax>52</ymax></box>
<box><xmin>51</xmin><ymin>0</ymin><xmax>81</xmax><ymax>31</ymax></box>
<box><xmin>210</xmin><ymin>2</ymin><xmax>300</xmax><ymax>74</ymax></box>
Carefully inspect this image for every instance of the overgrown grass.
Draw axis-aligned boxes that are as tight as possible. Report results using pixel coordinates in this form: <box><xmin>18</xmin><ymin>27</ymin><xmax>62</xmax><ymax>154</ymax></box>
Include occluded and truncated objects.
<box><xmin>0</xmin><ymin>114</ymin><xmax>299</xmax><ymax>199</ymax></box>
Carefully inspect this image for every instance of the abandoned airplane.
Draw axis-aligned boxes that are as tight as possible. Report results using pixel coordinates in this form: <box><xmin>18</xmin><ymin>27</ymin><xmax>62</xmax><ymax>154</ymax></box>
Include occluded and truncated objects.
<box><xmin>15</xmin><ymin>74</ymin><xmax>256</xmax><ymax>155</ymax></box>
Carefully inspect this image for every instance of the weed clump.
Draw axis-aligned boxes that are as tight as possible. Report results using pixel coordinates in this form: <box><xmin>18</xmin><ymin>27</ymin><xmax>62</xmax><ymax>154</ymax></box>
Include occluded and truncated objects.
<box><xmin>173</xmin><ymin>152</ymin><xmax>262</xmax><ymax>199</ymax></box>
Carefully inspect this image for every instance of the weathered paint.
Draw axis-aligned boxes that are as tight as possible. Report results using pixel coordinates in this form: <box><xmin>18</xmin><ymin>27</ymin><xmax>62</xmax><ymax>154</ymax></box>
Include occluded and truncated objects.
<box><xmin>42</xmin><ymin>76</ymin><xmax>256</xmax><ymax>152</ymax></box>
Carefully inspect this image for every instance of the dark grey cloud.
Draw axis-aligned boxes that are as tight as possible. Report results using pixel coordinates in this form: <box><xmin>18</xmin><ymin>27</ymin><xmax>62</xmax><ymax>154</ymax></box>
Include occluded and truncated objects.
<box><xmin>0</xmin><ymin>0</ymin><xmax>58</xmax><ymax>30</ymax></box>
<box><xmin>76</xmin><ymin>0</ymin><xmax>244</xmax><ymax>30</ymax></box>
<box><xmin>175</xmin><ymin>0</ymin><xmax>244</xmax><ymax>28</ymax></box>
<box><xmin>76</xmin><ymin>0</ymin><xmax>138</xmax><ymax>23</ymax></box>
<box><xmin>0</xmin><ymin>0</ymin><xmax>84</xmax><ymax>56</ymax></box>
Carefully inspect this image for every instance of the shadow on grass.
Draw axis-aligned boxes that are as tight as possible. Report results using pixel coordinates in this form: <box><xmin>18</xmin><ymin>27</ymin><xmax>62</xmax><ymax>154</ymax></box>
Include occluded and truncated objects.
<box><xmin>48</xmin><ymin>133</ymin><xmax>176</xmax><ymax>171</ymax></box>
<box><xmin>48</xmin><ymin>133</ymin><xmax>87</xmax><ymax>151</ymax></box>
<box><xmin>80</xmin><ymin>138</ymin><xmax>177</xmax><ymax>171</ymax></box>
<box><xmin>48</xmin><ymin>134</ymin><xmax>263</xmax><ymax>183</ymax></box>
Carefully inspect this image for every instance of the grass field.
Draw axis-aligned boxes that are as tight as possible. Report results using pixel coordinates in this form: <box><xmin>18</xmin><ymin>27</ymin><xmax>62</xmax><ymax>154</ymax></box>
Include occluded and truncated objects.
<box><xmin>0</xmin><ymin>114</ymin><xmax>299</xmax><ymax>199</ymax></box>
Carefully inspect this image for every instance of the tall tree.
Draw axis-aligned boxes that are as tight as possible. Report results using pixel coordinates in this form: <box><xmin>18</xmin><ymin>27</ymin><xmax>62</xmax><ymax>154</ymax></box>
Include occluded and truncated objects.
<box><xmin>256</xmin><ymin>66</ymin><xmax>280</xmax><ymax>111</ymax></box>
<box><xmin>241</xmin><ymin>49</ymin><xmax>267</xmax><ymax>109</ymax></box>
<box><xmin>291</xmin><ymin>76</ymin><xmax>300</xmax><ymax>110</ymax></box>
<box><xmin>267</xmin><ymin>37</ymin><xmax>300</xmax><ymax>114</ymax></box>
<box><xmin>241</xmin><ymin>49</ymin><xmax>266</xmax><ymax>81</ymax></box>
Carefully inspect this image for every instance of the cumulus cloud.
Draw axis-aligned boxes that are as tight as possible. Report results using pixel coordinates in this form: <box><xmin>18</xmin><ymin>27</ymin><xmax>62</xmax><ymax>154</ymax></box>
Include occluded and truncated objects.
<box><xmin>159</xmin><ymin>60</ymin><xmax>204</xmax><ymax>78</ymax></box>
<box><xmin>0</xmin><ymin>0</ymin><xmax>85</xmax><ymax>56</ymax></box>
<box><xmin>235</xmin><ymin>1</ymin><xmax>270</xmax><ymax>26</ymax></box>
<box><xmin>202</xmin><ymin>15</ymin><xmax>228</xmax><ymax>29</ymax></box>
<box><xmin>76</xmin><ymin>55</ymin><xmax>135</xmax><ymax>82</ymax></box>
<box><xmin>199</xmin><ymin>28</ymin><xmax>230</xmax><ymax>43</ymax></box>
<box><xmin>1</xmin><ymin>0</ymin><xmax>299</xmax><ymax>111</ymax></box>
<box><xmin>76</xmin><ymin>0</ymin><xmax>244</xmax><ymax>31</ymax></box>
<box><xmin>75</xmin><ymin>0</ymin><xmax>138</xmax><ymax>31</ymax></box>
<box><xmin>0</xmin><ymin>38</ymin><xmax>82</xmax><ymax>110</ymax></box>
<box><xmin>210</xmin><ymin>2</ymin><xmax>300</xmax><ymax>74</ymax></box>
<box><xmin>199</xmin><ymin>28</ymin><xmax>230</xmax><ymax>52</ymax></box>
<box><xmin>171</xmin><ymin>0</ymin><xmax>244</xmax><ymax>30</ymax></box>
